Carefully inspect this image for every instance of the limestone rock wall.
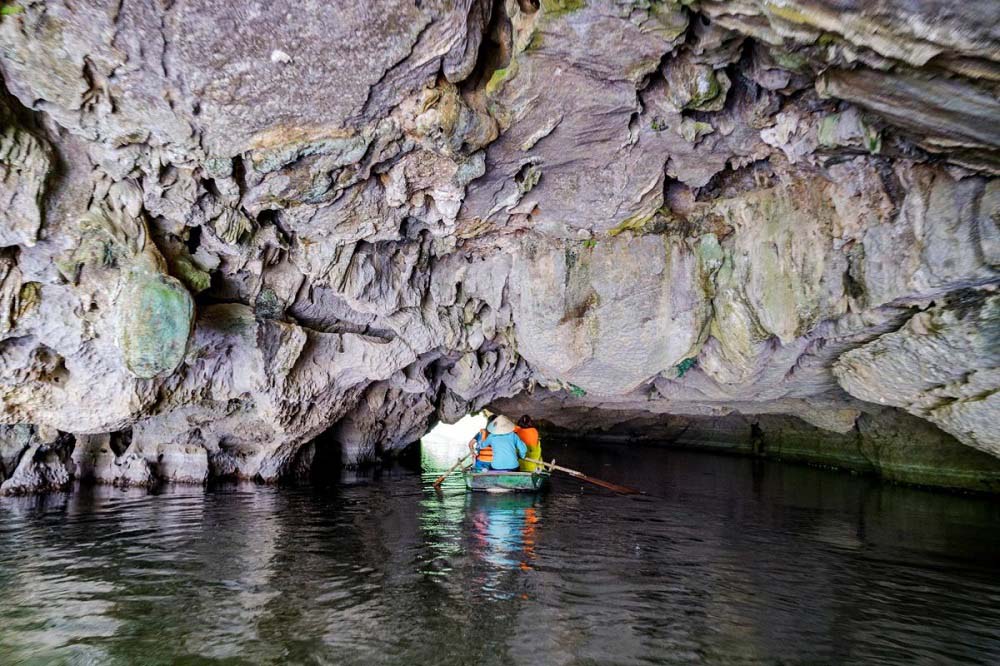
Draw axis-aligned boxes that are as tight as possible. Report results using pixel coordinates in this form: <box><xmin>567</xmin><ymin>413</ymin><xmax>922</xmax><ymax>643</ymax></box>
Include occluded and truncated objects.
<box><xmin>0</xmin><ymin>1</ymin><xmax>997</xmax><ymax>493</ymax></box>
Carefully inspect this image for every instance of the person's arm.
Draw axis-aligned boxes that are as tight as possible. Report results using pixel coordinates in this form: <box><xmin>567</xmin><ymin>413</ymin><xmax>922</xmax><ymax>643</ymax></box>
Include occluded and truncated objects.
<box><xmin>515</xmin><ymin>436</ymin><xmax>527</xmax><ymax>459</ymax></box>
<box><xmin>469</xmin><ymin>431</ymin><xmax>484</xmax><ymax>455</ymax></box>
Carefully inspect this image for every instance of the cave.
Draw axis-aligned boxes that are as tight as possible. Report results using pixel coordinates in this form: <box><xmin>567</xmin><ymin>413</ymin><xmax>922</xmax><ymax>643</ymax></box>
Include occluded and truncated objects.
<box><xmin>0</xmin><ymin>0</ymin><xmax>997</xmax><ymax>497</ymax></box>
<box><xmin>1</xmin><ymin>1</ymin><xmax>999</xmax><ymax>662</ymax></box>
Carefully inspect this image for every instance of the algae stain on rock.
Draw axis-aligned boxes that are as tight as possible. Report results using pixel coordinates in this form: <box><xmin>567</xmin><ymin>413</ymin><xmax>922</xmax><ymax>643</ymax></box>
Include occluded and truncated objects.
<box><xmin>70</xmin><ymin>195</ymin><xmax>196</xmax><ymax>380</ymax></box>
<box><xmin>541</xmin><ymin>0</ymin><xmax>586</xmax><ymax>19</ymax></box>
<box><xmin>118</xmin><ymin>271</ymin><xmax>194</xmax><ymax>379</ymax></box>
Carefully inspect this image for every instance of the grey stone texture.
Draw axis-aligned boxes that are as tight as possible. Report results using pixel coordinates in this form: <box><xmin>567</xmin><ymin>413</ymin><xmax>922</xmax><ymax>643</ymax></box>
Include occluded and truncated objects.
<box><xmin>0</xmin><ymin>1</ymin><xmax>997</xmax><ymax>492</ymax></box>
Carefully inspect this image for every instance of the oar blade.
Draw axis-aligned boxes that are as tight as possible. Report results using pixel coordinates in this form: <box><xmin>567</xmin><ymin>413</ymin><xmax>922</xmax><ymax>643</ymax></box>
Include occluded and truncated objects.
<box><xmin>585</xmin><ymin>476</ymin><xmax>640</xmax><ymax>495</ymax></box>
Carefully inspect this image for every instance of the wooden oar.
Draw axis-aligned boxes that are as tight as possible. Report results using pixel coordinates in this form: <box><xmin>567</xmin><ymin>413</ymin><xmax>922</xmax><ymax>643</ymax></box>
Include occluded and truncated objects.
<box><xmin>432</xmin><ymin>453</ymin><xmax>473</xmax><ymax>487</ymax></box>
<box><xmin>523</xmin><ymin>458</ymin><xmax>639</xmax><ymax>495</ymax></box>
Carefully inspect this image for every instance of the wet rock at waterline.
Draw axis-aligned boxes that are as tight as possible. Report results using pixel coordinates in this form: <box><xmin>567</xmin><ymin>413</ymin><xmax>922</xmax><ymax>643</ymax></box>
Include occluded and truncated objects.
<box><xmin>0</xmin><ymin>0</ymin><xmax>998</xmax><ymax>494</ymax></box>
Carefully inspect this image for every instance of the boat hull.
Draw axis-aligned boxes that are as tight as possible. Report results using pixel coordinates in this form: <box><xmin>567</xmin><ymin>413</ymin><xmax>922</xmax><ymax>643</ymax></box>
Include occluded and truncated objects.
<box><xmin>463</xmin><ymin>469</ymin><xmax>551</xmax><ymax>493</ymax></box>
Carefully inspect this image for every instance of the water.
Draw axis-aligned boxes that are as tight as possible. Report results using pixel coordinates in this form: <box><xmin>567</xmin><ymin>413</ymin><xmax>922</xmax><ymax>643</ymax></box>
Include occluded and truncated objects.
<box><xmin>2</xmin><ymin>439</ymin><xmax>999</xmax><ymax>665</ymax></box>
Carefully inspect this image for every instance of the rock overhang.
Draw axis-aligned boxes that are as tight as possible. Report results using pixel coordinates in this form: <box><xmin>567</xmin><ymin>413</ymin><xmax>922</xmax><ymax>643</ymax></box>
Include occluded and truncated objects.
<box><xmin>0</xmin><ymin>0</ymin><xmax>997</xmax><ymax>494</ymax></box>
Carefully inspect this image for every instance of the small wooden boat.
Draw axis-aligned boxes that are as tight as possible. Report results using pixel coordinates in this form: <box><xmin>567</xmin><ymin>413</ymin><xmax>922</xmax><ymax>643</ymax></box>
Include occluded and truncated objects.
<box><xmin>463</xmin><ymin>467</ymin><xmax>551</xmax><ymax>493</ymax></box>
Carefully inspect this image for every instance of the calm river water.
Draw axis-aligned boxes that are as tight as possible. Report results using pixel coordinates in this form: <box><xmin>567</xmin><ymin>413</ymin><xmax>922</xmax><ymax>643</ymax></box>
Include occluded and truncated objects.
<box><xmin>1</xmin><ymin>439</ymin><xmax>999</xmax><ymax>665</ymax></box>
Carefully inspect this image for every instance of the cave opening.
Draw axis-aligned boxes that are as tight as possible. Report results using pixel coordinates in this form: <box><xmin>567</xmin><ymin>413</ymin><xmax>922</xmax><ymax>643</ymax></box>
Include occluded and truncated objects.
<box><xmin>419</xmin><ymin>413</ymin><xmax>488</xmax><ymax>472</ymax></box>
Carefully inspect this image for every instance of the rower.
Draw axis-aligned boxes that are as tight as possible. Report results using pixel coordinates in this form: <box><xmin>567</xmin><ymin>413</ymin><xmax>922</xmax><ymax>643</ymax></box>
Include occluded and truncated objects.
<box><xmin>469</xmin><ymin>415</ymin><xmax>497</xmax><ymax>471</ymax></box>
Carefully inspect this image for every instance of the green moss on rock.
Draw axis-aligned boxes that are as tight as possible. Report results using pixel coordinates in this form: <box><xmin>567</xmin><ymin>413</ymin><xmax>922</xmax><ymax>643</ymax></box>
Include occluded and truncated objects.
<box><xmin>486</xmin><ymin>59</ymin><xmax>520</xmax><ymax>96</ymax></box>
<box><xmin>767</xmin><ymin>47</ymin><xmax>809</xmax><ymax>72</ymax></box>
<box><xmin>15</xmin><ymin>281</ymin><xmax>40</xmax><ymax>320</ymax></box>
<box><xmin>254</xmin><ymin>287</ymin><xmax>284</xmax><ymax>320</ymax></box>
<box><xmin>674</xmin><ymin>357</ymin><xmax>697</xmax><ymax>378</ymax></box>
<box><xmin>687</xmin><ymin>70</ymin><xmax>722</xmax><ymax>109</ymax></box>
<box><xmin>647</xmin><ymin>1</ymin><xmax>689</xmax><ymax>42</ymax></box>
<box><xmin>609</xmin><ymin>207</ymin><xmax>676</xmax><ymax>237</ymax></box>
<box><xmin>171</xmin><ymin>256</ymin><xmax>212</xmax><ymax>294</ymax></box>
<box><xmin>678</xmin><ymin>118</ymin><xmax>714</xmax><ymax>143</ymax></box>
<box><xmin>858</xmin><ymin>411</ymin><xmax>1000</xmax><ymax>493</ymax></box>
<box><xmin>608</xmin><ymin>211</ymin><xmax>656</xmax><ymax>237</ymax></box>
<box><xmin>818</xmin><ymin>111</ymin><xmax>881</xmax><ymax>153</ymax></box>
<box><xmin>526</xmin><ymin>31</ymin><xmax>545</xmax><ymax>52</ymax></box>
<box><xmin>118</xmin><ymin>271</ymin><xmax>194</xmax><ymax>379</ymax></box>
<box><xmin>515</xmin><ymin>163</ymin><xmax>542</xmax><ymax>195</ymax></box>
<box><xmin>541</xmin><ymin>0</ymin><xmax>586</xmax><ymax>18</ymax></box>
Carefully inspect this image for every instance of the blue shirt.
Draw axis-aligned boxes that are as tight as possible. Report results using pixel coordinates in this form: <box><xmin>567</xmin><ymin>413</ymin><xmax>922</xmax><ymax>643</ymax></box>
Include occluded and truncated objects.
<box><xmin>481</xmin><ymin>432</ymin><xmax>527</xmax><ymax>471</ymax></box>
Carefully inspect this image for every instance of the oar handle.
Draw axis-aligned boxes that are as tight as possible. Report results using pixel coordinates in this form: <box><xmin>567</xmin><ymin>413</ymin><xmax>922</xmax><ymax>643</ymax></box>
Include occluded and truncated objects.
<box><xmin>522</xmin><ymin>458</ymin><xmax>639</xmax><ymax>495</ymax></box>
<box><xmin>433</xmin><ymin>453</ymin><xmax>472</xmax><ymax>487</ymax></box>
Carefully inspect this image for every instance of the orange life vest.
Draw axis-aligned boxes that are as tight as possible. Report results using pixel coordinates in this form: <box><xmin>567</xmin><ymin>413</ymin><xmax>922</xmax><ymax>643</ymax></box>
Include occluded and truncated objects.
<box><xmin>476</xmin><ymin>429</ymin><xmax>493</xmax><ymax>462</ymax></box>
<box><xmin>514</xmin><ymin>426</ymin><xmax>539</xmax><ymax>446</ymax></box>
<box><xmin>515</xmin><ymin>426</ymin><xmax>542</xmax><ymax>472</ymax></box>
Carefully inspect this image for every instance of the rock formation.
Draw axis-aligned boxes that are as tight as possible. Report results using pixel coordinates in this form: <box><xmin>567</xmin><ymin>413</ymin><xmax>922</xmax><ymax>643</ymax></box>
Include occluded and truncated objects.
<box><xmin>0</xmin><ymin>0</ymin><xmax>997</xmax><ymax>494</ymax></box>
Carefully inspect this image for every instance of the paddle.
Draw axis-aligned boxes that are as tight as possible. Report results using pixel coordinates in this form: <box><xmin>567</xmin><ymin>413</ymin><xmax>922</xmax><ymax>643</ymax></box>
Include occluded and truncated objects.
<box><xmin>523</xmin><ymin>458</ymin><xmax>640</xmax><ymax>495</ymax></box>
<box><xmin>432</xmin><ymin>453</ymin><xmax>473</xmax><ymax>487</ymax></box>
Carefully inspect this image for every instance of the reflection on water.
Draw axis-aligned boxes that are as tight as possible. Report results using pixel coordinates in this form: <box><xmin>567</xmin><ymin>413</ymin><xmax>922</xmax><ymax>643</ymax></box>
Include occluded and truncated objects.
<box><xmin>1</xmin><ymin>439</ymin><xmax>999</xmax><ymax>665</ymax></box>
<box><xmin>470</xmin><ymin>495</ymin><xmax>538</xmax><ymax>576</ymax></box>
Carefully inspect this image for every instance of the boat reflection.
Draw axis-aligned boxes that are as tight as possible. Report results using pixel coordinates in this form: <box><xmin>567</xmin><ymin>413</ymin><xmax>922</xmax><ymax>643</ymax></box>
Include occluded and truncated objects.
<box><xmin>467</xmin><ymin>493</ymin><xmax>541</xmax><ymax>575</ymax></box>
<box><xmin>419</xmin><ymin>486</ymin><xmax>544</xmax><ymax>599</ymax></box>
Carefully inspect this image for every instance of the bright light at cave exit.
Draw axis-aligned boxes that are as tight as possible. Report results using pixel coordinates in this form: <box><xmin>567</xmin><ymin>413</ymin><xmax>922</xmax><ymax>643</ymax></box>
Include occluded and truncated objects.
<box><xmin>421</xmin><ymin>413</ymin><xmax>488</xmax><ymax>470</ymax></box>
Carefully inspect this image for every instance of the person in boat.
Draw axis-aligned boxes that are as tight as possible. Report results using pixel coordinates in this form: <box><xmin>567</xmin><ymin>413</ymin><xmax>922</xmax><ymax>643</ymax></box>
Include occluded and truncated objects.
<box><xmin>471</xmin><ymin>415</ymin><xmax>526</xmax><ymax>472</ymax></box>
<box><xmin>514</xmin><ymin>415</ymin><xmax>542</xmax><ymax>472</ymax></box>
<box><xmin>469</xmin><ymin>414</ymin><xmax>498</xmax><ymax>471</ymax></box>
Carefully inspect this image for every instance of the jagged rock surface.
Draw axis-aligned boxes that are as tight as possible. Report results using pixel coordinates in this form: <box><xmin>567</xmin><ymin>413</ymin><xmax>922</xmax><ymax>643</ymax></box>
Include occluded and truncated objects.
<box><xmin>835</xmin><ymin>291</ymin><xmax>1000</xmax><ymax>457</ymax></box>
<box><xmin>0</xmin><ymin>1</ymin><xmax>997</xmax><ymax>493</ymax></box>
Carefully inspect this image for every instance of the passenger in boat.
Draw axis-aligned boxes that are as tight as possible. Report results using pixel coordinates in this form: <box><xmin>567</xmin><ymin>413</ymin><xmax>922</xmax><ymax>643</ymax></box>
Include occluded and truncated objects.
<box><xmin>480</xmin><ymin>415</ymin><xmax>527</xmax><ymax>471</ymax></box>
<box><xmin>469</xmin><ymin>415</ymin><xmax>497</xmax><ymax>471</ymax></box>
<box><xmin>515</xmin><ymin>416</ymin><xmax>542</xmax><ymax>472</ymax></box>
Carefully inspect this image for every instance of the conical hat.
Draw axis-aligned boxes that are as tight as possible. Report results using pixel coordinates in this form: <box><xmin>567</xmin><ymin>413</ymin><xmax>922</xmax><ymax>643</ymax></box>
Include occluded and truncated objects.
<box><xmin>487</xmin><ymin>415</ymin><xmax>515</xmax><ymax>435</ymax></box>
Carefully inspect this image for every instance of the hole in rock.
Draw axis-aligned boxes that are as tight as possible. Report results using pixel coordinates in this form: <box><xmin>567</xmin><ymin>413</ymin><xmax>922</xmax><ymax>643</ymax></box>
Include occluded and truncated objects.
<box><xmin>305</xmin><ymin>435</ymin><xmax>345</xmax><ymax>481</ymax></box>
<box><xmin>468</xmin><ymin>0</ymin><xmax>513</xmax><ymax>92</ymax></box>
<box><xmin>109</xmin><ymin>429</ymin><xmax>132</xmax><ymax>457</ymax></box>
<box><xmin>185</xmin><ymin>225</ymin><xmax>201</xmax><ymax>254</ymax></box>
<box><xmin>32</xmin><ymin>345</ymin><xmax>69</xmax><ymax>385</ymax></box>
